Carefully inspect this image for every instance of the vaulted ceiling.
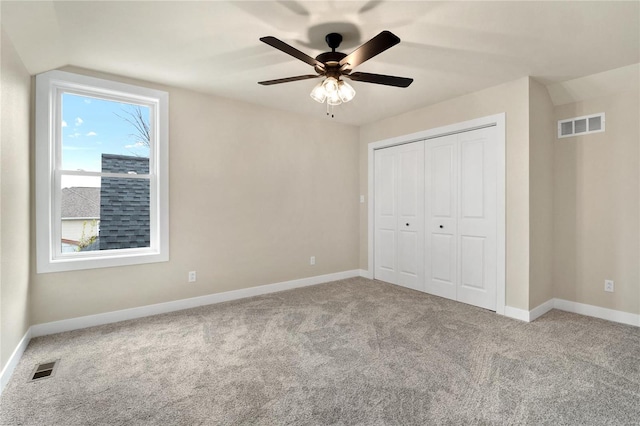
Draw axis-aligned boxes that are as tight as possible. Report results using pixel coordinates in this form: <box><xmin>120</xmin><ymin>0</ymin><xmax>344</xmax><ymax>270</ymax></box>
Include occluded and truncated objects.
<box><xmin>2</xmin><ymin>1</ymin><xmax>638</xmax><ymax>125</ymax></box>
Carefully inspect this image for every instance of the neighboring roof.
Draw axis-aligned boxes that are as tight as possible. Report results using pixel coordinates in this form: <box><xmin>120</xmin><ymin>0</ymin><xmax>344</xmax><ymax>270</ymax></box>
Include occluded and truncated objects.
<box><xmin>98</xmin><ymin>154</ymin><xmax>150</xmax><ymax>250</ymax></box>
<box><xmin>61</xmin><ymin>187</ymin><xmax>100</xmax><ymax>219</ymax></box>
<box><xmin>99</xmin><ymin>154</ymin><xmax>150</xmax><ymax>174</ymax></box>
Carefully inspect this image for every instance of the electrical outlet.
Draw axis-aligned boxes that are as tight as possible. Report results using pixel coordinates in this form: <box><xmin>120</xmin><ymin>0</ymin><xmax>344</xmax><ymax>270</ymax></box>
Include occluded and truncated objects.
<box><xmin>360</xmin><ymin>195</ymin><xmax>365</xmax><ymax>203</ymax></box>
<box><xmin>310</xmin><ymin>256</ymin><xmax>315</xmax><ymax>265</ymax></box>
<box><xmin>604</xmin><ymin>279</ymin><xmax>614</xmax><ymax>292</ymax></box>
<box><xmin>188</xmin><ymin>271</ymin><xmax>197</xmax><ymax>283</ymax></box>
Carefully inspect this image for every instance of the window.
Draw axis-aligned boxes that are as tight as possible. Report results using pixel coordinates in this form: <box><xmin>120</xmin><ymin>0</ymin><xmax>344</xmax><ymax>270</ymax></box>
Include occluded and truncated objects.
<box><xmin>36</xmin><ymin>70</ymin><xmax>169</xmax><ymax>273</ymax></box>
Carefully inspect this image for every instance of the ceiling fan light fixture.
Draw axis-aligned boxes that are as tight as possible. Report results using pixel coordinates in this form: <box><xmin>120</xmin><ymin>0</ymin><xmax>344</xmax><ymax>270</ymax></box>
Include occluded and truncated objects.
<box><xmin>259</xmin><ymin>31</ymin><xmax>412</xmax><ymax>116</ymax></box>
<box><xmin>337</xmin><ymin>80</ymin><xmax>355</xmax><ymax>103</ymax></box>
<box><xmin>310</xmin><ymin>81</ymin><xmax>327</xmax><ymax>103</ymax></box>
<box><xmin>322</xmin><ymin>76</ymin><xmax>339</xmax><ymax>94</ymax></box>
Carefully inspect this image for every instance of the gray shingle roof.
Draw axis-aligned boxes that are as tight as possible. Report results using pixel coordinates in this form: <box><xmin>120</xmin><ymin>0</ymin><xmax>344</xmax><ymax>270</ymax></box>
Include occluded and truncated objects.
<box><xmin>61</xmin><ymin>187</ymin><xmax>100</xmax><ymax>218</ymax></box>
<box><xmin>98</xmin><ymin>154</ymin><xmax>150</xmax><ymax>250</ymax></box>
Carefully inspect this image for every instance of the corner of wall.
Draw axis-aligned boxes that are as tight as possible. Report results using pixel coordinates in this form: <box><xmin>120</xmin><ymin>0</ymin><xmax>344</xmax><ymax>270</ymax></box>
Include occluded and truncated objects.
<box><xmin>528</xmin><ymin>77</ymin><xmax>555</xmax><ymax>310</ymax></box>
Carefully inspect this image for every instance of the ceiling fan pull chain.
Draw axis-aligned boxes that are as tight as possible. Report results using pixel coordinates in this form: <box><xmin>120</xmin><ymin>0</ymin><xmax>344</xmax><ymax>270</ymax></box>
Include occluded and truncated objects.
<box><xmin>326</xmin><ymin>102</ymin><xmax>334</xmax><ymax>119</ymax></box>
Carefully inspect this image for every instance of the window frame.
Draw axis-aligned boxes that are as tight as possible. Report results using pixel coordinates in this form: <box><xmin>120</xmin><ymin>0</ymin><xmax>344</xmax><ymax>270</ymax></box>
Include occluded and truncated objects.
<box><xmin>36</xmin><ymin>70</ymin><xmax>169</xmax><ymax>273</ymax></box>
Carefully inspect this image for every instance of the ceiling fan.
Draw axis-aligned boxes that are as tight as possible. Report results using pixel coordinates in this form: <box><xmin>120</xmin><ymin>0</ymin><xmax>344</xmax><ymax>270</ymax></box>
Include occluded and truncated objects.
<box><xmin>258</xmin><ymin>31</ymin><xmax>413</xmax><ymax>112</ymax></box>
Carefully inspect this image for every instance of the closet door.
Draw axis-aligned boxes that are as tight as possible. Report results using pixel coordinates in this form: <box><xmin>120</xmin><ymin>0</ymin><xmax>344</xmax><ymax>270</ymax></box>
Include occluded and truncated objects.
<box><xmin>456</xmin><ymin>127</ymin><xmax>497</xmax><ymax>310</ymax></box>
<box><xmin>374</xmin><ymin>142</ymin><xmax>424</xmax><ymax>290</ymax></box>
<box><xmin>424</xmin><ymin>135</ymin><xmax>457</xmax><ymax>300</ymax></box>
<box><xmin>374</xmin><ymin>147</ymin><xmax>398</xmax><ymax>284</ymax></box>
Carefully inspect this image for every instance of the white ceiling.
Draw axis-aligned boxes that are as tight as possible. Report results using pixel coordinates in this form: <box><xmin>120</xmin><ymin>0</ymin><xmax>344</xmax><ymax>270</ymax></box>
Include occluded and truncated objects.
<box><xmin>2</xmin><ymin>1</ymin><xmax>639</xmax><ymax>125</ymax></box>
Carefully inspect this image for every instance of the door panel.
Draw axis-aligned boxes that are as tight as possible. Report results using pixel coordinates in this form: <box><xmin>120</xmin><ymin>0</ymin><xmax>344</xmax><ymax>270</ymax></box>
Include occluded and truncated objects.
<box><xmin>460</xmin><ymin>236</ymin><xmax>485</xmax><ymax>289</ymax></box>
<box><xmin>431</xmin><ymin>233</ymin><xmax>454</xmax><ymax>282</ymax></box>
<box><xmin>397</xmin><ymin>146</ymin><xmax>424</xmax><ymax>290</ymax></box>
<box><xmin>460</xmin><ymin>140</ymin><xmax>484</xmax><ymax>218</ymax></box>
<box><xmin>399</xmin><ymin>152</ymin><xmax>419</xmax><ymax>217</ymax></box>
<box><xmin>456</xmin><ymin>127</ymin><xmax>497</xmax><ymax>310</ymax></box>
<box><xmin>374</xmin><ymin>148</ymin><xmax>398</xmax><ymax>284</ymax></box>
<box><xmin>374</xmin><ymin>142</ymin><xmax>424</xmax><ymax>290</ymax></box>
<box><xmin>377</xmin><ymin>154</ymin><xmax>396</xmax><ymax>216</ymax></box>
<box><xmin>425</xmin><ymin>135</ymin><xmax>457</xmax><ymax>300</ymax></box>
<box><xmin>377</xmin><ymin>230</ymin><xmax>396</xmax><ymax>272</ymax></box>
<box><xmin>398</xmin><ymin>230</ymin><xmax>418</xmax><ymax>274</ymax></box>
<box><xmin>432</xmin><ymin>145</ymin><xmax>454</xmax><ymax>217</ymax></box>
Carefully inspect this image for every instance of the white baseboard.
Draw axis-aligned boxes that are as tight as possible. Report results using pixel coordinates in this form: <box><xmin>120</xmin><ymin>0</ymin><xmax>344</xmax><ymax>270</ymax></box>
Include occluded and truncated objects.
<box><xmin>0</xmin><ymin>328</ymin><xmax>32</xmax><ymax>394</ymax></box>
<box><xmin>529</xmin><ymin>299</ymin><xmax>555</xmax><ymax>321</ymax></box>
<box><xmin>358</xmin><ymin>269</ymin><xmax>373</xmax><ymax>279</ymax></box>
<box><xmin>554</xmin><ymin>298</ymin><xmax>640</xmax><ymax>327</ymax></box>
<box><xmin>31</xmin><ymin>269</ymin><xmax>360</xmax><ymax>338</ymax></box>
<box><xmin>505</xmin><ymin>298</ymin><xmax>639</xmax><ymax>326</ymax></box>
<box><xmin>503</xmin><ymin>305</ymin><xmax>530</xmax><ymax>322</ymax></box>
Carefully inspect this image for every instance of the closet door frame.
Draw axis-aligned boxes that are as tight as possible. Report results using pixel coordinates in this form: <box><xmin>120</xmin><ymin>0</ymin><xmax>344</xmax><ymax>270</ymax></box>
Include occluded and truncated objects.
<box><xmin>367</xmin><ymin>113</ymin><xmax>506</xmax><ymax>315</ymax></box>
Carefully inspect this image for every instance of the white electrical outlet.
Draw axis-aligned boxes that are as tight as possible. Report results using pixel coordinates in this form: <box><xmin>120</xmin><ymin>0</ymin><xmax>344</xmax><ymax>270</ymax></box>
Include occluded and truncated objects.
<box><xmin>360</xmin><ymin>195</ymin><xmax>365</xmax><ymax>203</ymax></box>
<box><xmin>604</xmin><ymin>279</ymin><xmax>614</xmax><ymax>292</ymax></box>
<box><xmin>188</xmin><ymin>271</ymin><xmax>197</xmax><ymax>283</ymax></box>
<box><xmin>310</xmin><ymin>256</ymin><xmax>315</xmax><ymax>265</ymax></box>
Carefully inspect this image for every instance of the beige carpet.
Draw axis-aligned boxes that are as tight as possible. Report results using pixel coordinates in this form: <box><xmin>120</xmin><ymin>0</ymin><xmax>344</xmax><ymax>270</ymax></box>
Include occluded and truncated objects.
<box><xmin>1</xmin><ymin>277</ymin><xmax>639</xmax><ymax>425</ymax></box>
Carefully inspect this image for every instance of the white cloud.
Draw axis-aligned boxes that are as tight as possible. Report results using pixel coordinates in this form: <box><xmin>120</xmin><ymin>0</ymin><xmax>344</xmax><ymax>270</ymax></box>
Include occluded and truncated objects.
<box><xmin>86</xmin><ymin>131</ymin><xmax>97</xmax><ymax>136</ymax></box>
<box><xmin>124</xmin><ymin>141</ymin><xmax>147</xmax><ymax>149</ymax></box>
<box><xmin>61</xmin><ymin>120</ymin><xmax>68</xmax><ymax>128</ymax></box>
<box><xmin>68</xmin><ymin>132</ymin><xmax>82</xmax><ymax>138</ymax></box>
<box><xmin>83</xmin><ymin>99</ymin><xmax>92</xmax><ymax>104</ymax></box>
<box><xmin>75</xmin><ymin>117</ymin><xmax>83</xmax><ymax>126</ymax></box>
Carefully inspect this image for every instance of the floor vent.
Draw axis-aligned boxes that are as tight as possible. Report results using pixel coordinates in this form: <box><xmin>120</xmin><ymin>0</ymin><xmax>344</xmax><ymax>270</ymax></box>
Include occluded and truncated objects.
<box><xmin>29</xmin><ymin>360</ymin><xmax>59</xmax><ymax>382</ymax></box>
<box><xmin>558</xmin><ymin>113</ymin><xmax>605</xmax><ymax>138</ymax></box>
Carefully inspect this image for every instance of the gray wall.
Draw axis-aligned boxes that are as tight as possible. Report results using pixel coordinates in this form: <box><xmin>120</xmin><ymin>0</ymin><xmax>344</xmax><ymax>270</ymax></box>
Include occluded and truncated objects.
<box><xmin>553</xmin><ymin>90</ymin><xmax>639</xmax><ymax>315</ymax></box>
<box><xmin>29</xmin><ymin>67</ymin><xmax>360</xmax><ymax>324</ymax></box>
<box><xmin>1</xmin><ymin>30</ymin><xmax>31</xmax><ymax>372</ymax></box>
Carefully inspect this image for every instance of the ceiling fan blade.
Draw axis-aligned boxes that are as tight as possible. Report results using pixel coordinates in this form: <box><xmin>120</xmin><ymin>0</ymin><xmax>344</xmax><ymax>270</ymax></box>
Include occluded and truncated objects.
<box><xmin>258</xmin><ymin>75</ymin><xmax>321</xmax><ymax>86</ymax></box>
<box><xmin>260</xmin><ymin>36</ymin><xmax>325</xmax><ymax>69</ymax></box>
<box><xmin>346</xmin><ymin>72</ymin><xmax>413</xmax><ymax>88</ymax></box>
<box><xmin>339</xmin><ymin>31</ymin><xmax>400</xmax><ymax>70</ymax></box>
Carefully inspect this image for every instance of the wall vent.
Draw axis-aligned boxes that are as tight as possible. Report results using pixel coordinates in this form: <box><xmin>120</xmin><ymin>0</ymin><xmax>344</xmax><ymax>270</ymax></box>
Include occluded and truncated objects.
<box><xmin>558</xmin><ymin>113</ymin><xmax>605</xmax><ymax>139</ymax></box>
<box><xmin>29</xmin><ymin>360</ymin><xmax>59</xmax><ymax>382</ymax></box>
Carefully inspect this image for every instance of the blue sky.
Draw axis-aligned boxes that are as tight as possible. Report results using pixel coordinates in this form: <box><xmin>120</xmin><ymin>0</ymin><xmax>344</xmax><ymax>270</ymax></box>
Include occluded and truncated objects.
<box><xmin>62</xmin><ymin>93</ymin><xmax>150</xmax><ymax>177</ymax></box>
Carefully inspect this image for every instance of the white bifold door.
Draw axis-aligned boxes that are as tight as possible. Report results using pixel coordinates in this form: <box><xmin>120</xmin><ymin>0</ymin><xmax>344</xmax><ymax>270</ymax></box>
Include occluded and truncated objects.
<box><xmin>374</xmin><ymin>141</ymin><xmax>425</xmax><ymax>291</ymax></box>
<box><xmin>375</xmin><ymin>126</ymin><xmax>498</xmax><ymax>311</ymax></box>
<box><xmin>424</xmin><ymin>127</ymin><xmax>497</xmax><ymax>310</ymax></box>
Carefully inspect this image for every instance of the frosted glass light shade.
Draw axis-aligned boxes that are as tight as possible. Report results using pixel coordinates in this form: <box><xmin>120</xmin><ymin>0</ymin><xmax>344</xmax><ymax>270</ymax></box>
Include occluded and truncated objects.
<box><xmin>322</xmin><ymin>77</ymin><xmax>339</xmax><ymax>94</ymax></box>
<box><xmin>310</xmin><ymin>81</ymin><xmax>326</xmax><ymax>103</ymax></box>
<box><xmin>327</xmin><ymin>91</ymin><xmax>342</xmax><ymax>106</ymax></box>
<box><xmin>337</xmin><ymin>80</ymin><xmax>355</xmax><ymax>103</ymax></box>
<box><xmin>310</xmin><ymin>77</ymin><xmax>355</xmax><ymax>106</ymax></box>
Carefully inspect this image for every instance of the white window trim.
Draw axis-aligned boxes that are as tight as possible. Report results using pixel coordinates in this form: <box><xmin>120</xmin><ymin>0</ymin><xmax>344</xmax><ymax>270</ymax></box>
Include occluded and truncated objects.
<box><xmin>36</xmin><ymin>70</ymin><xmax>169</xmax><ymax>273</ymax></box>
